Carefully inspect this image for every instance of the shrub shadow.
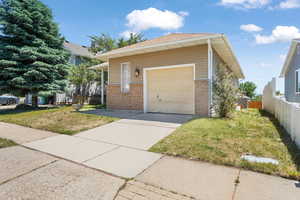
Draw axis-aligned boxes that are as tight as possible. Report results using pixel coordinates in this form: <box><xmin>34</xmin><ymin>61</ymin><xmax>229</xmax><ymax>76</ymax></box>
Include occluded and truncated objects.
<box><xmin>259</xmin><ymin>109</ymin><xmax>300</xmax><ymax>172</ymax></box>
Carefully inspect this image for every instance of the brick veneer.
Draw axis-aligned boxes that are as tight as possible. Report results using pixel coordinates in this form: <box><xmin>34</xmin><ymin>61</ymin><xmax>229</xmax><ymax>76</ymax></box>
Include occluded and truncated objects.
<box><xmin>107</xmin><ymin>83</ymin><xmax>143</xmax><ymax>110</ymax></box>
<box><xmin>107</xmin><ymin>80</ymin><xmax>209</xmax><ymax>117</ymax></box>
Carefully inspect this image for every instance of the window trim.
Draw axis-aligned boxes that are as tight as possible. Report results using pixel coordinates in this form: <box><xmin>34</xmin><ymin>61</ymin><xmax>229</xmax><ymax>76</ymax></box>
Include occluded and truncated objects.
<box><xmin>120</xmin><ymin>62</ymin><xmax>131</xmax><ymax>93</ymax></box>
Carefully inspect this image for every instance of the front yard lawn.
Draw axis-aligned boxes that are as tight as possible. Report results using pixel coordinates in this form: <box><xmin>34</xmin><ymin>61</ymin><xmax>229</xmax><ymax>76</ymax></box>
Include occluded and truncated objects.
<box><xmin>0</xmin><ymin>138</ymin><xmax>17</xmax><ymax>149</ymax></box>
<box><xmin>150</xmin><ymin>109</ymin><xmax>300</xmax><ymax>180</ymax></box>
<box><xmin>0</xmin><ymin>105</ymin><xmax>118</xmax><ymax>135</ymax></box>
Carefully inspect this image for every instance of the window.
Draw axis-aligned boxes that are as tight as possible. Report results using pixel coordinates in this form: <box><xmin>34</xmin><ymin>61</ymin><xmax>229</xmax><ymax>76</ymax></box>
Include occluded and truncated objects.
<box><xmin>121</xmin><ymin>63</ymin><xmax>130</xmax><ymax>93</ymax></box>
<box><xmin>296</xmin><ymin>69</ymin><xmax>300</xmax><ymax>93</ymax></box>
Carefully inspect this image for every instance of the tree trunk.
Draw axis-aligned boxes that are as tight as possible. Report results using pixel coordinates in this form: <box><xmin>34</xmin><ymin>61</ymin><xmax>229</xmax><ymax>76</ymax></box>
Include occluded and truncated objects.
<box><xmin>32</xmin><ymin>94</ymin><xmax>38</xmax><ymax>108</ymax></box>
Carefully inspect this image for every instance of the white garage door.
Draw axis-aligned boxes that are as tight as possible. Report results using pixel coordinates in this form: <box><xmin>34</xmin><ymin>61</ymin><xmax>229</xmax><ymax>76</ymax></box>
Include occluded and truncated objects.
<box><xmin>146</xmin><ymin>66</ymin><xmax>195</xmax><ymax>114</ymax></box>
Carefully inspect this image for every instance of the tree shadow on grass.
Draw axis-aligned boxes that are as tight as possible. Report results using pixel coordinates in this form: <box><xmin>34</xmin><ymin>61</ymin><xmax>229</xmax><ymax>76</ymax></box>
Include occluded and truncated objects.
<box><xmin>0</xmin><ymin>105</ymin><xmax>60</xmax><ymax>115</ymax></box>
<box><xmin>259</xmin><ymin>109</ymin><xmax>300</xmax><ymax>172</ymax></box>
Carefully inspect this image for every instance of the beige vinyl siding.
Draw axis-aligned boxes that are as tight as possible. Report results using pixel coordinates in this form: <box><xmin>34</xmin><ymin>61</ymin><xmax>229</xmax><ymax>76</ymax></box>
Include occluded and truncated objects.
<box><xmin>109</xmin><ymin>45</ymin><xmax>208</xmax><ymax>84</ymax></box>
<box><xmin>146</xmin><ymin>67</ymin><xmax>195</xmax><ymax>114</ymax></box>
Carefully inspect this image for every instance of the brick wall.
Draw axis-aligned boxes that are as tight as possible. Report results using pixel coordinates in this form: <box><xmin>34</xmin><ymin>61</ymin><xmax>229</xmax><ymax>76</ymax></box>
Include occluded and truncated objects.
<box><xmin>107</xmin><ymin>80</ymin><xmax>209</xmax><ymax>117</ymax></box>
<box><xmin>107</xmin><ymin>83</ymin><xmax>143</xmax><ymax>110</ymax></box>
<box><xmin>195</xmin><ymin>80</ymin><xmax>209</xmax><ymax>116</ymax></box>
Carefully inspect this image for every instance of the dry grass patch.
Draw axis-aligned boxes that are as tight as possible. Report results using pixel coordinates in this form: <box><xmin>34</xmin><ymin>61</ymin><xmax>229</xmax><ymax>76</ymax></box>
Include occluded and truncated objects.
<box><xmin>0</xmin><ymin>106</ymin><xmax>118</xmax><ymax>135</ymax></box>
<box><xmin>150</xmin><ymin>109</ymin><xmax>300</xmax><ymax>180</ymax></box>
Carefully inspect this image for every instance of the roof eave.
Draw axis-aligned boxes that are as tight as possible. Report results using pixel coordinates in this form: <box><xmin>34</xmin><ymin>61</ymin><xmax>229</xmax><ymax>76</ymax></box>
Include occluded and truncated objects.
<box><xmin>96</xmin><ymin>34</ymin><xmax>223</xmax><ymax>61</ymax></box>
<box><xmin>221</xmin><ymin>35</ymin><xmax>245</xmax><ymax>79</ymax></box>
<box><xmin>96</xmin><ymin>34</ymin><xmax>244</xmax><ymax>79</ymax></box>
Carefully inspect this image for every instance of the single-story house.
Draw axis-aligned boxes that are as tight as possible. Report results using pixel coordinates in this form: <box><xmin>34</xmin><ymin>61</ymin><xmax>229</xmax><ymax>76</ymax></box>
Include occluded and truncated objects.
<box><xmin>95</xmin><ymin>33</ymin><xmax>244</xmax><ymax>116</ymax></box>
<box><xmin>280</xmin><ymin>39</ymin><xmax>300</xmax><ymax>103</ymax></box>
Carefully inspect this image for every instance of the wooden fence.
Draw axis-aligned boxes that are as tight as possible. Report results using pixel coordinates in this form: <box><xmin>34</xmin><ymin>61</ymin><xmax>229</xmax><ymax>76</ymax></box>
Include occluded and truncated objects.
<box><xmin>248</xmin><ymin>101</ymin><xmax>262</xmax><ymax>109</ymax></box>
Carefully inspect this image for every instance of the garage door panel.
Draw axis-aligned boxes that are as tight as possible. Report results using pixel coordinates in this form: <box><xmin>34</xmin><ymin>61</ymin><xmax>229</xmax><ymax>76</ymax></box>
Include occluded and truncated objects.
<box><xmin>147</xmin><ymin>67</ymin><xmax>195</xmax><ymax>114</ymax></box>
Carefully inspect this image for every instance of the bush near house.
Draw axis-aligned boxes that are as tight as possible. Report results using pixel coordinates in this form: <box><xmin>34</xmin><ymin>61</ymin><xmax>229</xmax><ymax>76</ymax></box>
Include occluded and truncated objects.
<box><xmin>151</xmin><ymin>109</ymin><xmax>300</xmax><ymax>180</ymax></box>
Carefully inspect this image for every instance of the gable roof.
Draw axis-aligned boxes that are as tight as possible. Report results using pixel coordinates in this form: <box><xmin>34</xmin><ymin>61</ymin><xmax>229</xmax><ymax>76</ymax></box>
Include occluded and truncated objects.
<box><xmin>280</xmin><ymin>39</ymin><xmax>300</xmax><ymax>77</ymax></box>
<box><xmin>96</xmin><ymin>33</ymin><xmax>244</xmax><ymax>79</ymax></box>
<box><xmin>109</xmin><ymin>33</ymin><xmax>216</xmax><ymax>52</ymax></box>
<box><xmin>64</xmin><ymin>41</ymin><xmax>93</xmax><ymax>57</ymax></box>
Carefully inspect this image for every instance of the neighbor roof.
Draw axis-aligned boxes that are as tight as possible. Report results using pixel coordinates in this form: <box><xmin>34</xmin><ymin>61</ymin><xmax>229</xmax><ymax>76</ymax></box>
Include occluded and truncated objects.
<box><xmin>280</xmin><ymin>39</ymin><xmax>300</xmax><ymax>77</ymax></box>
<box><xmin>64</xmin><ymin>41</ymin><xmax>93</xmax><ymax>57</ymax></box>
<box><xmin>96</xmin><ymin>33</ymin><xmax>244</xmax><ymax>78</ymax></box>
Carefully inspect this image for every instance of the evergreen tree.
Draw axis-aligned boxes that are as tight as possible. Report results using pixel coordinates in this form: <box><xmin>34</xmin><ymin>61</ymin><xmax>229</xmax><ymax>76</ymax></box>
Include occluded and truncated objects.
<box><xmin>0</xmin><ymin>0</ymin><xmax>70</xmax><ymax>107</ymax></box>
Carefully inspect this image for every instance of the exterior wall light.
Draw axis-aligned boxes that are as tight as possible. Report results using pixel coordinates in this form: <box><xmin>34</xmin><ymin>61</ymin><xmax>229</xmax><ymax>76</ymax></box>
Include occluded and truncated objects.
<box><xmin>135</xmin><ymin>68</ymin><xmax>140</xmax><ymax>77</ymax></box>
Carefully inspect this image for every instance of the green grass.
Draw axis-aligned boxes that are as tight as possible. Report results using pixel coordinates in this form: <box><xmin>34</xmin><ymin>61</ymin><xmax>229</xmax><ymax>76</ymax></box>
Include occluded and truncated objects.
<box><xmin>150</xmin><ymin>109</ymin><xmax>300</xmax><ymax>180</ymax></box>
<box><xmin>0</xmin><ymin>138</ymin><xmax>17</xmax><ymax>149</ymax></box>
<box><xmin>0</xmin><ymin>105</ymin><xmax>118</xmax><ymax>135</ymax></box>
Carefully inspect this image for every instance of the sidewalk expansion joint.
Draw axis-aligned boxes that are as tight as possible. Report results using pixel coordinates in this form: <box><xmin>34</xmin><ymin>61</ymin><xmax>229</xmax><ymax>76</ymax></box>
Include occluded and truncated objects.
<box><xmin>0</xmin><ymin>160</ymin><xmax>58</xmax><ymax>186</ymax></box>
<box><xmin>232</xmin><ymin>168</ymin><xmax>242</xmax><ymax>200</ymax></box>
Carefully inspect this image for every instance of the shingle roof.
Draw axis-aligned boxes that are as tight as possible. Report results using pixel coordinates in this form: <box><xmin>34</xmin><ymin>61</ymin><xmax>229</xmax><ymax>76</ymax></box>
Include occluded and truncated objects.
<box><xmin>105</xmin><ymin>33</ymin><xmax>217</xmax><ymax>54</ymax></box>
<box><xmin>63</xmin><ymin>41</ymin><xmax>93</xmax><ymax>57</ymax></box>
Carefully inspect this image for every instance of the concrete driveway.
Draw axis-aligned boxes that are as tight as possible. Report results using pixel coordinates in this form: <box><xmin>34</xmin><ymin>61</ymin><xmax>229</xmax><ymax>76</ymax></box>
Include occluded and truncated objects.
<box><xmin>24</xmin><ymin>110</ymin><xmax>194</xmax><ymax>178</ymax></box>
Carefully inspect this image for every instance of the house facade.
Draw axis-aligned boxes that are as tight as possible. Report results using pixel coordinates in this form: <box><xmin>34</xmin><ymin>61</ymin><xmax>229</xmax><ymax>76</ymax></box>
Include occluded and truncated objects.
<box><xmin>280</xmin><ymin>39</ymin><xmax>300</xmax><ymax>103</ymax></box>
<box><xmin>96</xmin><ymin>33</ymin><xmax>244</xmax><ymax>116</ymax></box>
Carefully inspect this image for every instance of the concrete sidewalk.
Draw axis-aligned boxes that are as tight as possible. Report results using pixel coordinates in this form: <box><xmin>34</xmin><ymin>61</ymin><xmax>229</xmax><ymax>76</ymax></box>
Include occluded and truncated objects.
<box><xmin>23</xmin><ymin>116</ymin><xmax>187</xmax><ymax>178</ymax></box>
<box><xmin>0</xmin><ymin>146</ymin><xmax>124</xmax><ymax>200</ymax></box>
<box><xmin>135</xmin><ymin>156</ymin><xmax>300</xmax><ymax>200</ymax></box>
<box><xmin>0</xmin><ymin>122</ymin><xmax>57</xmax><ymax>144</ymax></box>
<box><xmin>2</xmin><ymin>111</ymin><xmax>192</xmax><ymax>179</ymax></box>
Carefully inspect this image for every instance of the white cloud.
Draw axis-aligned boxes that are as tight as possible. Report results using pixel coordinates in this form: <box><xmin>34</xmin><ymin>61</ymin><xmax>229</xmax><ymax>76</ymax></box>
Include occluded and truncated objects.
<box><xmin>124</xmin><ymin>8</ymin><xmax>187</xmax><ymax>32</ymax></box>
<box><xmin>280</xmin><ymin>54</ymin><xmax>287</xmax><ymax>61</ymax></box>
<box><xmin>178</xmin><ymin>11</ymin><xmax>189</xmax><ymax>16</ymax></box>
<box><xmin>255</xmin><ymin>26</ymin><xmax>300</xmax><ymax>44</ymax></box>
<box><xmin>240</xmin><ymin>24</ymin><xmax>263</xmax><ymax>32</ymax></box>
<box><xmin>220</xmin><ymin>0</ymin><xmax>271</xmax><ymax>9</ymax></box>
<box><xmin>279</xmin><ymin>0</ymin><xmax>300</xmax><ymax>8</ymax></box>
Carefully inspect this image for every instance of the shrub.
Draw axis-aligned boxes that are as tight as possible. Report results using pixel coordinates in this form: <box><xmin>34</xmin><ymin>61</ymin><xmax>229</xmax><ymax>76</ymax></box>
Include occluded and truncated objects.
<box><xmin>212</xmin><ymin>65</ymin><xmax>240</xmax><ymax>118</ymax></box>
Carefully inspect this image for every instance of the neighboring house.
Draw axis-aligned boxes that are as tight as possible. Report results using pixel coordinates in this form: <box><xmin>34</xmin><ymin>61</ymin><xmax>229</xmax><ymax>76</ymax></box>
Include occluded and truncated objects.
<box><xmin>64</xmin><ymin>41</ymin><xmax>93</xmax><ymax>65</ymax></box>
<box><xmin>26</xmin><ymin>41</ymin><xmax>95</xmax><ymax>105</ymax></box>
<box><xmin>55</xmin><ymin>41</ymin><xmax>95</xmax><ymax>104</ymax></box>
<box><xmin>280</xmin><ymin>39</ymin><xmax>300</xmax><ymax>103</ymax></box>
<box><xmin>95</xmin><ymin>33</ymin><xmax>244</xmax><ymax>116</ymax></box>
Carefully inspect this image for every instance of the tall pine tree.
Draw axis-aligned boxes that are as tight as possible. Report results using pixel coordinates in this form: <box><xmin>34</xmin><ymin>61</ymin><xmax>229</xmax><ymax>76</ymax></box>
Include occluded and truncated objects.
<box><xmin>0</xmin><ymin>0</ymin><xmax>70</xmax><ymax>107</ymax></box>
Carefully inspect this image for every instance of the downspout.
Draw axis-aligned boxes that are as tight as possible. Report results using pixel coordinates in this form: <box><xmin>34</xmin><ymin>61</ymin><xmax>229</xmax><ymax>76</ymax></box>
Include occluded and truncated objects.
<box><xmin>207</xmin><ymin>39</ymin><xmax>213</xmax><ymax>117</ymax></box>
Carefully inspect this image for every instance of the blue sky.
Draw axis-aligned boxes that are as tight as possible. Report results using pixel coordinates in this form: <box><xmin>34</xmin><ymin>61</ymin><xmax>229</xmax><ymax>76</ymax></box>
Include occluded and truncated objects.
<box><xmin>41</xmin><ymin>0</ymin><xmax>300</xmax><ymax>94</ymax></box>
